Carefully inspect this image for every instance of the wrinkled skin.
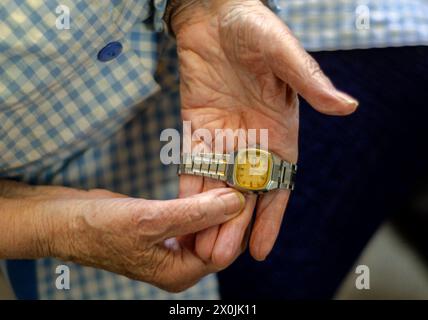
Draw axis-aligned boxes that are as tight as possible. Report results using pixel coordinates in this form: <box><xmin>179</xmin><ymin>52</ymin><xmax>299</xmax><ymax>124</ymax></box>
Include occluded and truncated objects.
<box><xmin>173</xmin><ymin>0</ymin><xmax>358</xmax><ymax>264</ymax></box>
<box><xmin>0</xmin><ymin>0</ymin><xmax>358</xmax><ymax>295</ymax></box>
<box><xmin>0</xmin><ymin>180</ymin><xmax>244</xmax><ymax>292</ymax></box>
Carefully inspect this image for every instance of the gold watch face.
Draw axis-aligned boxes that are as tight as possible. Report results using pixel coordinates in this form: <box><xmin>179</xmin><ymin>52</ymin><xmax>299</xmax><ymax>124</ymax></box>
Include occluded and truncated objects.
<box><xmin>234</xmin><ymin>149</ymin><xmax>272</xmax><ymax>190</ymax></box>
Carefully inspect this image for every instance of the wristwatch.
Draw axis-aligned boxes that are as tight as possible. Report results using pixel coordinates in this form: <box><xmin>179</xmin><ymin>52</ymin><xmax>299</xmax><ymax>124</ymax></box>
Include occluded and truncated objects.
<box><xmin>178</xmin><ymin>147</ymin><xmax>297</xmax><ymax>194</ymax></box>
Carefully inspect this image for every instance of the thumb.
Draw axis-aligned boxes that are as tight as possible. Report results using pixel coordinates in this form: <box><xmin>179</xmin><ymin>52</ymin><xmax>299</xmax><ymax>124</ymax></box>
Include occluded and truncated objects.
<box><xmin>154</xmin><ymin>188</ymin><xmax>245</xmax><ymax>239</ymax></box>
<box><xmin>267</xmin><ymin>20</ymin><xmax>359</xmax><ymax>115</ymax></box>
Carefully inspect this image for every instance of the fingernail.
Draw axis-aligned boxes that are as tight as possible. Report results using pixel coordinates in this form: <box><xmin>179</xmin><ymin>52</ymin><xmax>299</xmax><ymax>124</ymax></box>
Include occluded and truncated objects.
<box><xmin>221</xmin><ymin>191</ymin><xmax>245</xmax><ymax>215</ymax></box>
<box><xmin>336</xmin><ymin>91</ymin><xmax>359</xmax><ymax>109</ymax></box>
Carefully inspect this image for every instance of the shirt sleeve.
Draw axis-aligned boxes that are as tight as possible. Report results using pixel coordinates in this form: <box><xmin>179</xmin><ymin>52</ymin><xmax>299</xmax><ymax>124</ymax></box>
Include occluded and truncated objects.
<box><xmin>152</xmin><ymin>0</ymin><xmax>169</xmax><ymax>33</ymax></box>
<box><xmin>152</xmin><ymin>0</ymin><xmax>280</xmax><ymax>34</ymax></box>
<box><xmin>266</xmin><ymin>0</ymin><xmax>281</xmax><ymax>14</ymax></box>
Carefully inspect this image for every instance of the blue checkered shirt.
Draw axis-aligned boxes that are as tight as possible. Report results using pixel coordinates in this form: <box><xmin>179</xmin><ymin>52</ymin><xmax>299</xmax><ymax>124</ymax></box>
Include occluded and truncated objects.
<box><xmin>1</xmin><ymin>0</ymin><xmax>428</xmax><ymax>299</ymax></box>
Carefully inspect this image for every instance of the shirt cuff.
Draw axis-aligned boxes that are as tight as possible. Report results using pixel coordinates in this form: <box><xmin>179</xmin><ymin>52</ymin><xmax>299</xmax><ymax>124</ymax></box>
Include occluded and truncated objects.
<box><xmin>266</xmin><ymin>0</ymin><xmax>282</xmax><ymax>14</ymax></box>
<box><xmin>153</xmin><ymin>0</ymin><xmax>282</xmax><ymax>34</ymax></box>
<box><xmin>153</xmin><ymin>0</ymin><xmax>169</xmax><ymax>33</ymax></box>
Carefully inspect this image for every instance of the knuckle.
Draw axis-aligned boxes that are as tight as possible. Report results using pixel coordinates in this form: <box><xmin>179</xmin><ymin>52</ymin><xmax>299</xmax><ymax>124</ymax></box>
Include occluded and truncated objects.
<box><xmin>305</xmin><ymin>56</ymin><xmax>323</xmax><ymax>79</ymax></box>
<box><xmin>187</xmin><ymin>198</ymin><xmax>208</xmax><ymax>223</ymax></box>
<box><xmin>144</xmin><ymin>247</ymin><xmax>208</xmax><ymax>293</ymax></box>
<box><xmin>128</xmin><ymin>200</ymin><xmax>167</xmax><ymax>240</ymax></box>
<box><xmin>150</xmin><ymin>254</ymin><xmax>194</xmax><ymax>293</ymax></box>
<box><xmin>123</xmin><ymin>251</ymin><xmax>158</xmax><ymax>283</ymax></box>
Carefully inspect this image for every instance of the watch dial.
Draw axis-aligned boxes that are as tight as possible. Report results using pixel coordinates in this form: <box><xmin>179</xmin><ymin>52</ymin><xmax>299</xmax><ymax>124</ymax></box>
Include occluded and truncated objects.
<box><xmin>234</xmin><ymin>149</ymin><xmax>271</xmax><ymax>190</ymax></box>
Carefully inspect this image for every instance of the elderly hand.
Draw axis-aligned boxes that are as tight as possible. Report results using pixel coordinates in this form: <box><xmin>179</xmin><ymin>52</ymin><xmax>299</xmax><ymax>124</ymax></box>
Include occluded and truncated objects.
<box><xmin>0</xmin><ymin>180</ymin><xmax>244</xmax><ymax>292</ymax></box>
<box><xmin>172</xmin><ymin>0</ymin><xmax>358</xmax><ymax>264</ymax></box>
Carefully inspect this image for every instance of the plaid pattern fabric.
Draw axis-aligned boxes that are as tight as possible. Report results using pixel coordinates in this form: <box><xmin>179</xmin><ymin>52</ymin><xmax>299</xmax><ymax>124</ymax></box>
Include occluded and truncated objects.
<box><xmin>0</xmin><ymin>0</ymin><xmax>218</xmax><ymax>300</ymax></box>
<box><xmin>1</xmin><ymin>0</ymin><xmax>428</xmax><ymax>300</ymax></box>
<box><xmin>33</xmin><ymin>37</ymin><xmax>219</xmax><ymax>300</ymax></box>
<box><xmin>274</xmin><ymin>0</ymin><xmax>428</xmax><ymax>51</ymax></box>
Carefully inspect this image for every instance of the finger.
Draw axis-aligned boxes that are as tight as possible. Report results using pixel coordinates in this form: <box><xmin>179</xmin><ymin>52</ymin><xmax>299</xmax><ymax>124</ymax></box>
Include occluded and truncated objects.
<box><xmin>266</xmin><ymin>17</ymin><xmax>359</xmax><ymax>115</ymax></box>
<box><xmin>249</xmin><ymin>189</ymin><xmax>289</xmax><ymax>261</ymax></box>
<box><xmin>195</xmin><ymin>226</ymin><xmax>219</xmax><ymax>261</ymax></box>
<box><xmin>178</xmin><ymin>175</ymin><xmax>204</xmax><ymax>198</ymax></box>
<box><xmin>212</xmin><ymin>194</ymin><xmax>257</xmax><ymax>268</ymax></box>
<box><xmin>177</xmin><ymin>138</ymin><xmax>221</xmax><ymax>254</ymax></box>
<box><xmin>176</xmin><ymin>173</ymin><xmax>205</xmax><ymax>250</ymax></box>
<box><xmin>152</xmin><ymin>188</ymin><xmax>246</xmax><ymax>239</ymax></box>
<box><xmin>194</xmin><ymin>179</ymin><xmax>226</xmax><ymax>261</ymax></box>
<box><xmin>150</xmin><ymin>245</ymin><xmax>218</xmax><ymax>293</ymax></box>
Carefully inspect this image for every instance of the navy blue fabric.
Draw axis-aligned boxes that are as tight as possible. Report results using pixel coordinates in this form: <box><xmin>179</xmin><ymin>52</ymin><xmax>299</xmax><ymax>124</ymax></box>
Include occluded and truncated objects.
<box><xmin>6</xmin><ymin>260</ymin><xmax>38</xmax><ymax>299</ymax></box>
<box><xmin>218</xmin><ymin>46</ymin><xmax>428</xmax><ymax>299</ymax></box>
